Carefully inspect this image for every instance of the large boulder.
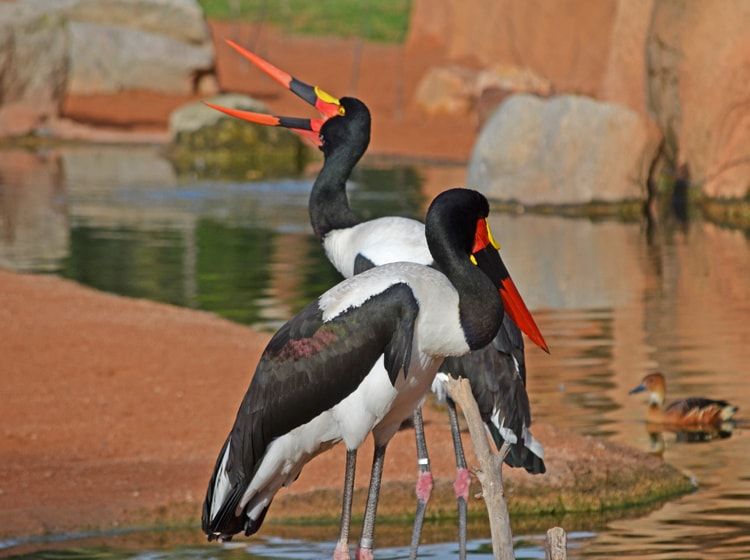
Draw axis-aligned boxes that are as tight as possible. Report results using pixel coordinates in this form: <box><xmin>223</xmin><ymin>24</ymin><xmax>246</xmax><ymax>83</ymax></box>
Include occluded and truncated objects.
<box><xmin>468</xmin><ymin>94</ymin><xmax>661</xmax><ymax>205</ymax></box>
<box><xmin>0</xmin><ymin>0</ymin><xmax>214</xmax><ymax>136</ymax></box>
<box><xmin>67</xmin><ymin>21</ymin><xmax>212</xmax><ymax>96</ymax></box>
<box><xmin>35</xmin><ymin>0</ymin><xmax>210</xmax><ymax>44</ymax></box>
<box><xmin>0</xmin><ymin>3</ymin><xmax>69</xmax><ymax>136</ymax></box>
<box><xmin>647</xmin><ymin>0</ymin><xmax>750</xmax><ymax>198</ymax></box>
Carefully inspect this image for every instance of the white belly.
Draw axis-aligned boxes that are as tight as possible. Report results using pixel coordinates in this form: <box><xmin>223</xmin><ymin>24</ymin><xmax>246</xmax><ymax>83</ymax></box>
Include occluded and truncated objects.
<box><xmin>323</xmin><ymin>217</ymin><xmax>432</xmax><ymax>278</ymax></box>
<box><xmin>238</xmin><ymin>350</ymin><xmax>442</xmax><ymax>522</ymax></box>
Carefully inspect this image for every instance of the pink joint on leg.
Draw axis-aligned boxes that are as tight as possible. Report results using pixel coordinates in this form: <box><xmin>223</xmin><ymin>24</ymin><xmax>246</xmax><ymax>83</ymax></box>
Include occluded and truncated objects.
<box><xmin>355</xmin><ymin>547</ymin><xmax>374</xmax><ymax>560</ymax></box>
<box><xmin>415</xmin><ymin>471</ymin><xmax>434</xmax><ymax>502</ymax></box>
<box><xmin>454</xmin><ymin>467</ymin><xmax>471</xmax><ymax>501</ymax></box>
<box><xmin>333</xmin><ymin>541</ymin><xmax>351</xmax><ymax>560</ymax></box>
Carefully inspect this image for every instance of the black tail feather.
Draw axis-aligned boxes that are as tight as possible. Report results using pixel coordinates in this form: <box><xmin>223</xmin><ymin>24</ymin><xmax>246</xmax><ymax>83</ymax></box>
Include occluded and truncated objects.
<box><xmin>488</xmin><ymin>422</ymin><xmax>546</xmax><ymax>475</ymax></box>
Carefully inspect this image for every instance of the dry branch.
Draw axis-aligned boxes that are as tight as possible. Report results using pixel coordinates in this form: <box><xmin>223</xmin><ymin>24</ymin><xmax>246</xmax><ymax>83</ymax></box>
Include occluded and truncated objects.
<box><xmin>545</xmin><ymin>527</ymin><xmax>567</xmax><ymax>559</ymax></box>
<box><xmin>444</xmin><ymin>376</ymin><xmax>514</xmax><ymax>560</ymax></box>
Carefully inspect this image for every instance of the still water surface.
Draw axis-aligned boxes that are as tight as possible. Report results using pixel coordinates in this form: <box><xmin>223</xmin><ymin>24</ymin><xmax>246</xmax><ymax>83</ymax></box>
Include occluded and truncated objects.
<box><xmin>0</xmin><ymin>146</ymin><xmax>748</xmax><ymax>558</ymax></box>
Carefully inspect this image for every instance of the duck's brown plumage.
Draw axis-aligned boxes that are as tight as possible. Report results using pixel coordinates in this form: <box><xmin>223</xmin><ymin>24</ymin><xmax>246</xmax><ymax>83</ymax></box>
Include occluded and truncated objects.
<box><xmin>630</xmin><ymin>372</ymin><xmax>738</xmax><ymax>427</ymax></box>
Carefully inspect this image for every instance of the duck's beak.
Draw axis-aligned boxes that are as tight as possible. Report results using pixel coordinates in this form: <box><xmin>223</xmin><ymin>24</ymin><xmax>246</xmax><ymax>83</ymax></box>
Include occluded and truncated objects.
<box><xmin>203</xmin><ymin>39</ymin><xmax>344</xmax><ymax>147</ymax></box>
<box><xmin>471</xmin><ymin>218</ymin><xmax>549</xmax><ymax>353</ymax></box>
<box><xmin>629</xmin><ymin>383</ymin><xmax>647</xmax><ymax>395</ymax></box>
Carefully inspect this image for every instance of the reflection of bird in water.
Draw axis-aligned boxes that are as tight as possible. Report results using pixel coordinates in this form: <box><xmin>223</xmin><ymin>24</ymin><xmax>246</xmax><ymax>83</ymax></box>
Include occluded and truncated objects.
<box><xmin>630</xmin><ymin>372</ymin><xmax>738</xmax><ymax>432</ymax></box>
<box><xmin>646</xmin><ymin>423</ymin><xmax>735</xmax><ymax>457</ymax></box>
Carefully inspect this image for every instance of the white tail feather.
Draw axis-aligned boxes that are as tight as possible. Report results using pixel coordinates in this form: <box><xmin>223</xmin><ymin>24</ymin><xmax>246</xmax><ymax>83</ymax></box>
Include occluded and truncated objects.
<box><xmin>210</xmin><ymin>442</ymin><xmax>232</xmax><ymax>522</ymax></box>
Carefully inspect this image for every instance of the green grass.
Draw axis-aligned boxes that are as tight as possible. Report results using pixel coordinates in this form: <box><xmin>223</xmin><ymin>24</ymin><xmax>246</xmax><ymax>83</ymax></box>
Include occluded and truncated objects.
<box><xmin>198</xmin><ymin>0</ymin><xmax>412</xmax><ymax>43</ymax></box>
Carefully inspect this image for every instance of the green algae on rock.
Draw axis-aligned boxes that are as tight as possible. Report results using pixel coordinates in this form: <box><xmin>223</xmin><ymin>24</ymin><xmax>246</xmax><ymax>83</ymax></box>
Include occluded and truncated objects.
<box><xmin>167</xmin><ymin>94</ymin><xmax>315</xmax><ymax>180</ymax></box>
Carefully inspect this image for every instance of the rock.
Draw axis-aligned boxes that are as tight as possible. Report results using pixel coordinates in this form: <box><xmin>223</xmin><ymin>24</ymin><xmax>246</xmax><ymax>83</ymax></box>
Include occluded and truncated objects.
<box><xmin>476</xmin><ymin>65</ymin><xmax>552</xmax><ymax>98</ymax></box>
<box><xmin>406</xmin><ymin>0</ymin><xmax>618</xmax><ymax>96</ymax></box>
<box><xmin>474</xmin><ymin>65</ymin><xmax>553</xmax><ymax>127</ymax></box>
<box><xmin>0</xmin><ymin>3</ymin><xmax>68</xmax><ymax>136</ymax></box>
<box><xmin>196</xmin><ymin>73</ymin><xmax>219</xmax><ymax>97</ymax></box>
<box><xmin>67</xmin><ymin>21</ymin><xmax>213</xmax><ymax>96</ymax></box>
<box><xmin>598</xmin><ymin>0</ymin><xmax>654</xmax><ymax>114</ymax></box>
<box><xmin>468</xmin><ymin>94</ymin><xmax>661</xmax><ymax>205</ymax></box>
<box><xmin>414</xmin><ymin>64</ymin><xmax>552</xmax><ymax>118</ymax></box>
<box><xmin>647</xmin><ymin>0</ymin><xmax>750</xmax><ymax>198</ymax></box>
<box><xmin>413</xmin><ymin>65</ymin><xmax>477</xmax><ymax>116</ymax></box>
<box><xmin>33</xmin><ymin>0</ymin><xmax>211</xmax><ymax>44</ymax></box>
<box><xmin>169</xmin><ymin>94</ymin><xmax>267</xmax><ymax>139</ymax></box>
<box><xmin>168</xmin><ymin>95</ymin><xmax>313</xmax><ymax>180</ymax></box>
<box><xmin>0</xmin><ymin>0</ymin><xmax>215</xmax><ymax>136</ymax></box>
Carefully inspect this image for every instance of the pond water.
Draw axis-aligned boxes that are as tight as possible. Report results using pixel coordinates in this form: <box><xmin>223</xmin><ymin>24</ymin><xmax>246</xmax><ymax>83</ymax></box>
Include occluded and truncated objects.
<box><xmin>1</xmin><ymin>146</ymin><xmax>749</xmax><ymax>559</ymax></box>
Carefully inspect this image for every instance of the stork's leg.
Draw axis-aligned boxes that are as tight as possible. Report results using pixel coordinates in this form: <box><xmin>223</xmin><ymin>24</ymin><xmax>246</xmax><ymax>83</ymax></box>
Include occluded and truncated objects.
<box><xmin>447</xmin><ymin>397</ymin><xmax>469</xmax><ymax>560</ymax></box>
<box><xmin>334</xmin><ymin>449</ymin><xmax>357</xmax><ymax>560</ymax></box>
<box><xmin>355</xmin><ymin>444</ymin><xmax>387</xmax><ymax>560</ymax></box>
<box><xmin>408</xmin><ymin>407</ymin><xmax>433</xmax><ymax>559</ymax></box>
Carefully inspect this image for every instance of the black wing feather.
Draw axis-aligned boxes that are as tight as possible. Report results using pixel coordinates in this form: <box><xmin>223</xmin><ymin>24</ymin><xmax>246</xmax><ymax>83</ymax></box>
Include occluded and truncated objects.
<box><xmin>353</xmin><ymin>253</ymin><xmax>376</xmax><ymax>275</ymax></box>
<box><xmin>203</xmin><ymin>282</ymin><xmax>419</xmax><ymax>538</ymax></box>
<box><xmin>441</xmin><ymin>313</ymin><xmax>544</xmax><ymax>474</ymax></box>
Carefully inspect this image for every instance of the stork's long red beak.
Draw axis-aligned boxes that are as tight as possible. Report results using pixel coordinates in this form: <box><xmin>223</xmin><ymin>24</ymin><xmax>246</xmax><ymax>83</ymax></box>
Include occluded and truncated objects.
<box><xmin>204</xmin><ymin>39</ymin><xmax>344</xmax><ymax>147</ymax></box>
<box><xmin>471</xmin><ymin>218</ymin><xmax>549</xmax><ymax>353</ymax></box>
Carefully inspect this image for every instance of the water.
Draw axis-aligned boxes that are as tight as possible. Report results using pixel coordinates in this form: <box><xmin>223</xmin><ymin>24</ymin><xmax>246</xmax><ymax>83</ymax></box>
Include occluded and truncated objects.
<box><xmin>1</xmin><ymin>145</ymin><xmax>748</xmax><ymax>558</ymax></box>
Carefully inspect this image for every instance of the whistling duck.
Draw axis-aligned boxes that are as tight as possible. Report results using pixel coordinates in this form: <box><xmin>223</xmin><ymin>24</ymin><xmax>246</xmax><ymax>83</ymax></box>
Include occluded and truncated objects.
<box><xmin>629</xmin><ymin>372</ymin><xmax>738</xmax><ymax>427</ymax></box>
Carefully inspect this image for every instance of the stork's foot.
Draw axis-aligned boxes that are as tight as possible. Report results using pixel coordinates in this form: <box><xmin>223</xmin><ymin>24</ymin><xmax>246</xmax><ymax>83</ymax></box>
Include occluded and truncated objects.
<box><xmin>416</xmin><ymin>470</ymin><xmax>434</xmax><ymax>503</ymax></box>
<box><xmin>355</xmin><ymin>546</ymin><xmax>374</xmax><ymax>560</ymax></box>
<box><xmin>454</xmin><ymin>467</ymin><xmax>471</xmax><ymax>501</ymax></box>
<box><xmin>333</xmin><ymin>541</ymin><xmax>351</xmax><ymax>560</ymax></box>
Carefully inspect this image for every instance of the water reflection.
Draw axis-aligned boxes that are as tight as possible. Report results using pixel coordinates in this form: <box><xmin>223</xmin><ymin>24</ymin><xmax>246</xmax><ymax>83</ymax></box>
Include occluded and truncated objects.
<box><xmin>0</xmin><ymin>146</ymin><xmax>423</xmax><ymax>331</ymax></box>
<box><xmin>1</xmin><ymin>146</ymin><xmax>749</xmax><ymax>558</ymax></box>
<box><xmin>1</xmin><ymin>526</ymin><xmax>596</xmax><ymax>559</ymax></box>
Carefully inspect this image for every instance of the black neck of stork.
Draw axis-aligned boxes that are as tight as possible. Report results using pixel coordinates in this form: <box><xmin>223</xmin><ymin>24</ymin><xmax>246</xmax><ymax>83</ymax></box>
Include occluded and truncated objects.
<box><xmin>426</xmin><ymin>189</ymin><xmax>504</xmax><ymax>351</ymax></box>
<box><xmin>310</xmin><ymin>97</ymin><xmax>371</xmax><ymax>239</ymax></box>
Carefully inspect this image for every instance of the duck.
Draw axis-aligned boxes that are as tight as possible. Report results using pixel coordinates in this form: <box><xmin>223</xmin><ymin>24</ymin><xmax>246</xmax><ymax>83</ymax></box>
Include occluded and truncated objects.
<box><xmin>629</xmin><ymin>372</ymin><xmax>738</xmax><ymax>427</ymax></box>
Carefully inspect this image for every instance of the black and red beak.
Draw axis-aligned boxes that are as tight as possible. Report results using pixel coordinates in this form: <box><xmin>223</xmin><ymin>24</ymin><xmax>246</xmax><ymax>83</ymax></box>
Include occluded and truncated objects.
<box><xmin>203</xmin><ymin>39</ymin><xmax>344</xmax><ymax>147</ymax></box>
<box><xmin>471</xmin><ymin>218</ymin><xmax>549</xmax><ymax>353</ymax></box>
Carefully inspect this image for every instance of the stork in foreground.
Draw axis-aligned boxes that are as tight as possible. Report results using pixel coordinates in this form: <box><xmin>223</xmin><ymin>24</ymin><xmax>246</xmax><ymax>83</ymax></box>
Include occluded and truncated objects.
<box><xmin>202</xmin><ymin>188</ymin><xmax>537</xmax><ymax>559</ymax></box>
<box><xmin>207</xmin><ymin>41</ymin><xmax>549</xmax><ymax>557</ymax></box>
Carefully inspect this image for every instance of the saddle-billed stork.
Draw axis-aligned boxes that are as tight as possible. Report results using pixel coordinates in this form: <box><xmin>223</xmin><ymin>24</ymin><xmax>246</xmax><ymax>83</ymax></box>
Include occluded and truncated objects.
<box><xmin>206</xmin><ymin>41</ymin><xmax>549</xmax><ymax>557</ymax></box>
<box><xmin>203</xmin><ymin>188</ymin><xmax>537</xmax><ymax>559</ymax></box>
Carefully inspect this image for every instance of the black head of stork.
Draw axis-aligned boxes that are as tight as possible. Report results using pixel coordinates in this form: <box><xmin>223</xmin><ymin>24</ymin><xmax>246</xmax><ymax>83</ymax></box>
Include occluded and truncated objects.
<box><xmin>205</xmin><ymin>40</ymin><xmax>372</xmax><ymax>238</ymax></box>
<box><xmin>427</xmin><ymin>189</ymin><xmax>548</xmax><ymax>353</ymax></box>
<box><xmin>205</xmin><ymin>39</ymin><xmax>371</xmax><ymax>157</ymax></box>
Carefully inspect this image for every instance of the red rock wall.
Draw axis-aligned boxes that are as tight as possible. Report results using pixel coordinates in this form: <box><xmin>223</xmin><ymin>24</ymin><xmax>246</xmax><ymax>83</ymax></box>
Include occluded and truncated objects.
<box><xmin>408</xmin><ymin>0</ymin><xmax>750</xmax><ymax>198</ymax></box>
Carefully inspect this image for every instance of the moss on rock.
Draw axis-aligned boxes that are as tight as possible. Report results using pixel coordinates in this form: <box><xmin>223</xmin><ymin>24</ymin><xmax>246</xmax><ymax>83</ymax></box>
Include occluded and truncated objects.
<box><xmin>167</xmin><ymin>94</ymin><xmax>316</xmax><ymax>180</ymax></box>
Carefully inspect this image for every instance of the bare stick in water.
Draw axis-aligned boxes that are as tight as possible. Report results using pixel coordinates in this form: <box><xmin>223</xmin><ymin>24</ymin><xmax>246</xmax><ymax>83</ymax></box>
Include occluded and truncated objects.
<box><xmin>444</xmin><ymin>376</ymin><xmax>514</xmax><ymax>560</ymax></box>
<box><xmin>545</xmin><ymin>527</ymin><xmax>567</xmax><ymax>560</ymax></box>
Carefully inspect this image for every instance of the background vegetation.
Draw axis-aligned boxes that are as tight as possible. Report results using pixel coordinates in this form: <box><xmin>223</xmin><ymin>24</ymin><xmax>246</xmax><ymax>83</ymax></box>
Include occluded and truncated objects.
<box><xmin>198</xmin><ymin>0</ymin><xmax>413</xmax><ymax>43</ymax></box>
